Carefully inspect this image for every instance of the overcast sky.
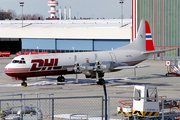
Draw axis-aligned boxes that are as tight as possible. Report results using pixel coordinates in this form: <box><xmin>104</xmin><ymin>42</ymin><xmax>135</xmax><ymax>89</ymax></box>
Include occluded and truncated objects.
<box><xmin>0</xmin><ymin>0</ymin><xmax>132</xmax><ymax>19</ymax></box>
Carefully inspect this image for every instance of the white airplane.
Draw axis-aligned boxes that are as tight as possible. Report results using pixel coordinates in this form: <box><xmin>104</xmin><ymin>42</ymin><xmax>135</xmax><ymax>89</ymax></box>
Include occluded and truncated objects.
<box><xmin>4</xmin><ymin>20</ymin><xmax>174</xmax><ymax>86</ymax></box>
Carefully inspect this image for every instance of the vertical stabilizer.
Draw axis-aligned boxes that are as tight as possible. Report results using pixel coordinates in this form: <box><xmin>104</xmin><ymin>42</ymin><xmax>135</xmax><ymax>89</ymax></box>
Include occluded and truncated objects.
<box><xmin>116</xmin><ymin>20</ymin><xmax>155</xmax><ymax>52</ymax></box>
<box><xmin>145</xmin><ymin>21</ymin><xmax>155</xmax><ymax>51</ymax></box>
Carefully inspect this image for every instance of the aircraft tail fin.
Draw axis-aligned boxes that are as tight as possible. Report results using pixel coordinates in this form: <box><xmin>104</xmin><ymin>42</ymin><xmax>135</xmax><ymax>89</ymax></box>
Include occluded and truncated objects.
<box><xmin>116</xmin><ymin>20</ymin><xmax>175</xmax><ymax>54</ymax></box>
<box><xmin>145</xmin><ymin>20</ymin><xmax>155</xmax><ymax>51</ymax></box>
<box><xmin>116</xmin><ymin>20</ymin><xmax>155</xmax><ymax>52</ymax></box>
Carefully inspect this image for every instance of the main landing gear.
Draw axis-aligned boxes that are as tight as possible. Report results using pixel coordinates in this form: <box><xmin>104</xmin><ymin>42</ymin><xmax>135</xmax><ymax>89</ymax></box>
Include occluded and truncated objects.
<box><xmin>21</xmin><ymin>80</ymin><xmax>28</xmax><ymax>87</ymax></box>
<box><xmin>96</xmin><ymin>78</ymin><xmax>105</xmax><ymax>85</ymax></box>
<box><xmin>57</xmin><ymin>75</ymin><xmax>65</xmax><ymax>82</ymax></box>
<box><xmin>56</xmin><ymin>75</ymin><xmax>105</xmax><ymax>85</ymax></box>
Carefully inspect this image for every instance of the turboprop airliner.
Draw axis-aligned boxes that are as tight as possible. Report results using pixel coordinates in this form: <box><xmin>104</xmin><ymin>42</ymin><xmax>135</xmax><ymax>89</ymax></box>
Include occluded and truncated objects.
<box><xmin>4</xmin><ymin>20</ymin><xmax>174</xmax><ymax>86</ymax></box>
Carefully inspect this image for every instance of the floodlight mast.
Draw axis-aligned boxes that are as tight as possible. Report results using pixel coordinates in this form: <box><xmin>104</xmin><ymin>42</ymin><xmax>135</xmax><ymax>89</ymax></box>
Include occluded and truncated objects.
<box><xmin>19</xmin><ymin>2</ymin><xmax>24</xmax><ymax>27</ymax></box>
<box><xmin>119</xmin><ymin>0</ymin><xmax>124</xmax><ymax>27</ymax></box>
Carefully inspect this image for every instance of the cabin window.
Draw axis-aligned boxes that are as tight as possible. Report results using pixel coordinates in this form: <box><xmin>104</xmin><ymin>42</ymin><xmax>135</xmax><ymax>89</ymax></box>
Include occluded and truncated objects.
<box><xmin>134</xmin><ymin>89</ymin><xmax>141</xmax><ymax>101</ymax></box>
<box><xmin>146</xmin><ymin>88</ymin><xmax>157</xmax><ymax>102</ymax></box>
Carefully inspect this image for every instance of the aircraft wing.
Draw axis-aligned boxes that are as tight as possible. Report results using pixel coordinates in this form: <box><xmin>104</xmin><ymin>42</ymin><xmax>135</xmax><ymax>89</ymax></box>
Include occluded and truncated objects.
<box><xmin>141</xmin><ymin>48</ymin><xmax>176</xmax><ymax>54</ymax></box>
<box><xmin>114</xmin><ymin>65</ymin><xmax>149</xmax><ymax>70</ymax></box>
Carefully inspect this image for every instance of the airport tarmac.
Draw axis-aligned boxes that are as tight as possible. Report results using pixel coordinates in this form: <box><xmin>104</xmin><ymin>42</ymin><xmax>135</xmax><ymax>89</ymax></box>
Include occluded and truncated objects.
<box><xmin>0</xmin><ymin>55</ymin><xmax>180</xmax><ymax>99</ymax></box>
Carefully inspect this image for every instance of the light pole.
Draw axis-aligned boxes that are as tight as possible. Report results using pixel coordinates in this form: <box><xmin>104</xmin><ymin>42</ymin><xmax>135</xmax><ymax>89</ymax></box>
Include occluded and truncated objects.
<box><xmin>119</xmin><ymin>0</ymin><xmax>124</xmax><ymax>27</ymax></box>
<box><xmin>19</xmin><ymin>2</ymin><xmax>24</xmax><ymax>27</ymax></box>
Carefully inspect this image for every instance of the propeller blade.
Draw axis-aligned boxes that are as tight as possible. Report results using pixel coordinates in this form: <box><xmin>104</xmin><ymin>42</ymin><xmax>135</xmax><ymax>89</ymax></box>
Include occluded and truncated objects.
<box><xmin>95</xmin><ymin>53</ymin><xmax>99</xmax><ymax>81</ymax></box>
<box><xmin>74</xmin><ymin>55</ymin><xmax>77</xmax><ymax>65</ymax></box>
<box><xmin>75</xmin><ymin>72</ymin><xmax>78</xmax><ymax>83</ymax></box>
<box><xmin>74</xmin><ymin>55</ymin><xmax>78</xmax><ymax>82</ymax></box>
<box><xmin>96</xmin><ymin>70</ymin><xmax>99</xmax><ymax>82</ymax></box>
<box><xmin>95</xmin><ymin>53</ymin><xmax>98</xmax><ymax>63</ymax></box>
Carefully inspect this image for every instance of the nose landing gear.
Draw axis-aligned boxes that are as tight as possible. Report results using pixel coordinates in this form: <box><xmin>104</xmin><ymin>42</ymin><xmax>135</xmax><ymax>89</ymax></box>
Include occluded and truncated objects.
<box><xmin>21</xmin><ymin>80</ymin><xmax>28</xmax><ymax>87</ymax></box>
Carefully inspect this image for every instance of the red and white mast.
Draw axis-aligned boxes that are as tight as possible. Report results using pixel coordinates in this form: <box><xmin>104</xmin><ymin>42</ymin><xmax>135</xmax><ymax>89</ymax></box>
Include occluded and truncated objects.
<box><xmin>48</xmin><ymin>0</ymin><xmax>58</xmax><ymax>18</ymax></box>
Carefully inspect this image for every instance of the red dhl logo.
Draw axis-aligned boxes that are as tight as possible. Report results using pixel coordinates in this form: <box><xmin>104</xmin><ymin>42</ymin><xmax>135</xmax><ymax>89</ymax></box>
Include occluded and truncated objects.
<box><xmin>30</xmin><ymin>58</ymin><xmax>62</xmax><ymax>71</ymax></box>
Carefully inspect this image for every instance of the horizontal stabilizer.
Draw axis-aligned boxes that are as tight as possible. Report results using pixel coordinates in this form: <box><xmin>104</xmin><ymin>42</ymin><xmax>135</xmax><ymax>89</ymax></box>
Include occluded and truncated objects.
<box><xmin>114</xmin><ymin>65</ymin><xmax>150</xmax><ymax>70</ymax></box>
<box><xmin>141</xmin><ymin>48</ymin><xmax>176</xmax><ymax>54</ymax></box>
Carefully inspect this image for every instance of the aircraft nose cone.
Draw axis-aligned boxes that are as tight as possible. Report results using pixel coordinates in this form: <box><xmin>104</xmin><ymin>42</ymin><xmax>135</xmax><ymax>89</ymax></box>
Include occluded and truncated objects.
<box><xmin>4</xmin><ymin>68</ymin><xmax>8</xmax><ymax>73</ymax></box>
<box><xmin>4</xmin><ymin>64</ymin><xmax>11</xmax><ymax>76</ymax></box>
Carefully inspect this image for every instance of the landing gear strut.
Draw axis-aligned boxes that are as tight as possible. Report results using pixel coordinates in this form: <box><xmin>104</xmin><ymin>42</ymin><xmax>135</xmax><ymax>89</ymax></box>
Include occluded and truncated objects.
<box><xmin>96</xmin><ymin>78</ymin><xmax>105</xmax><ymax>85</ymax></box>
<box><xmin>57</xmin><ymin>75</ymin><xmax>65</xmax><ymax>82</ymax></box>
<box><xmin>21</xmin><ymin>80</ymin><xmax>28</xmax><ymax>87</ymax></box>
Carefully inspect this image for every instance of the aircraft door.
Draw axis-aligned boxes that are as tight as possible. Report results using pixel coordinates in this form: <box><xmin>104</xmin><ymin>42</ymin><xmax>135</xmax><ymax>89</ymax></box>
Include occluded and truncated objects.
<box><xmin>109</xmin><ymin>52</ymin><xmax>117</xmax><ymax>62</ymax></box>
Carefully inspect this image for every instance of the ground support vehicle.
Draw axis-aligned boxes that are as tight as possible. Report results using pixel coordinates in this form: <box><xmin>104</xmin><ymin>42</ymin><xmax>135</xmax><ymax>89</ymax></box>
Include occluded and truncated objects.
<box><xmin>165</xmin><ymin>60</ymin><xmax>180</xmax><ymax>76</ymax></box>
<box><xmin>0</xmin><ymin>51</ymin><xmax>10</xmax><ymax>57</ymax></box>
<box><xmin>117</xmin><ymin>85</ymin><xmax>180</xmax><ymax>120</ymax></box>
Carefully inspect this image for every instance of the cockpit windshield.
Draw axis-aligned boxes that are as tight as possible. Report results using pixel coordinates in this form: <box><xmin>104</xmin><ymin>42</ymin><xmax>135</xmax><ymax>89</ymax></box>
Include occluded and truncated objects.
<box><xmin>12</xmin><ymin>58</ymin><xmax>26</xmax><ymax>64</ymax></box>
<box><xmin>12</xmin><ymin>60</ymin><xmax>20</xmax><ymax>63</ymax></box>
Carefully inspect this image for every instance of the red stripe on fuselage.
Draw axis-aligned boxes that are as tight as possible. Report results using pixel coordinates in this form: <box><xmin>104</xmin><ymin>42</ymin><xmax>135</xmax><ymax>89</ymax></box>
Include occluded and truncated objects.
<box><xmin>5</xmin><ymin>68</ymin><xmax>74</xmax><ymax>78</ymax></box>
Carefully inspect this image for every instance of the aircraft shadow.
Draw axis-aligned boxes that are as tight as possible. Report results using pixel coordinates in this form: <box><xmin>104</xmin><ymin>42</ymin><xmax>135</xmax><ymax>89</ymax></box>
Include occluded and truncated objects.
<box><xmin>26</xmin><ymin>73</ymin><xmax>172</xmax><ymax>87</ymax></box>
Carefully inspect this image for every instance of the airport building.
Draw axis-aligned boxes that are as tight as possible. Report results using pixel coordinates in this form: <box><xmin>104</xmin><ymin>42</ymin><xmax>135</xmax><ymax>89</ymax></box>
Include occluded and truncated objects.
<box><xmin>0</xmin><ymin>19</ymin><xmax>132</xmax><ymax>54</ymax></box>
<box><xmin>0</xmin><ymin>0</ymin><xmax>179</xmax><ymax>60</ymax></box>
<box><xmin>132</xmin><ymin>0</ymin><xmax>180</xmax><ymax>60</ymax></box>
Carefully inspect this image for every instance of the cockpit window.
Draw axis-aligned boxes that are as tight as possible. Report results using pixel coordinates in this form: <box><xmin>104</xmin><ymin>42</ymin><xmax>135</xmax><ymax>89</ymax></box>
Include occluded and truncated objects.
<box><xmin>12</xmin><ymin>58</ymin><xmax>26</xmax><ymax>64</ymax></box>
<box><xmin>12</xmin><ymin>60</ymin><xmax>19</xmax><ymax>63</ymax></box>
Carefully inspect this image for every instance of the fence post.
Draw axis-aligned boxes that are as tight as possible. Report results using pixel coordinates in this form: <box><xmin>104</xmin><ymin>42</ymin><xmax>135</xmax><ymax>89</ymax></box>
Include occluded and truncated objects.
<box><xmin>52</xmin><ymin>98</ymin><xmax>54</xmax><ymax>120</ymax></box>
<box><xmin>108</xmin><ymin>96</ymin><xmax>110</xmax><ymax>120</ymax></box>
<box><xmin>162</xmin><ymin>99</ymin><xmax>164</xmax><ymax>120</ymax></box>
<box><xmin>103</xmin><ymin>84</ymin><xmax>107</xmax><ymax>120</ymax></box>
<box><xmin>102</xmin><ymin>96</ymin><xmax>104</xmax><ymax>120</ymax></box>
<box><xmin>0</xmin><ymin>101</ymin><xmax>1</xmax><ymax>111</ymax></box>
<box><xmin>20</xmin><ymin>94</ymin><xmax>23</xmax><ymax>120</ymax></box>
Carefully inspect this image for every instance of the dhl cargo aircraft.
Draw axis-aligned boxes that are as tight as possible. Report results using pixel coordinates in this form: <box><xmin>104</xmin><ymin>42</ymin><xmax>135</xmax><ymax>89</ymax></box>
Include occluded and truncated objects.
<box><xmin>4</xmin><ymin>20</ymin><xmax>174</xmax><ymax>86</ymax></box>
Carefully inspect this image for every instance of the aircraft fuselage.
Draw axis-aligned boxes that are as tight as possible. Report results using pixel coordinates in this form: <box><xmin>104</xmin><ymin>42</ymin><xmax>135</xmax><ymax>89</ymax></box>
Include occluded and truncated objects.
<box><xmin>4</xmin><ymin>50</ymin><xmax>150</xmax><ymax>80</ymax></box>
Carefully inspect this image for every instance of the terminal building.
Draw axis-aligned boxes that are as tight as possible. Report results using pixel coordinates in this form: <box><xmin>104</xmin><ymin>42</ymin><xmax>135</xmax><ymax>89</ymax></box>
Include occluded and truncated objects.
<box><xmin>0</xmin><ymin>0</ymin><xmax>179</xmax><ymax>60</ymax></box>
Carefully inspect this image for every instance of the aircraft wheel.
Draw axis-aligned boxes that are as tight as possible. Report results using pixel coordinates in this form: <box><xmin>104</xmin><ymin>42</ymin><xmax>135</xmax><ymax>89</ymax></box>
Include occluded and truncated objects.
<box><xmin>97</xmin><ymin>79</ymin><xmax>105</xmax><ymax>85</ymax></box>
<box><xmin>57</xmin><ymin>76</ymin><xmax>65</xmax><ymax>82</ymax></box>
<box><xmin>21</xmin><ymin>81</ymin><xmax>28</xmax><ymax>87</ymax></box>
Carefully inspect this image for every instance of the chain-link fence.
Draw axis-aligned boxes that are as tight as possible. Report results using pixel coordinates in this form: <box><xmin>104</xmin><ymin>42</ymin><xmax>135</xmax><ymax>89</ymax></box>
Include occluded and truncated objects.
<box><xmin>1</xmin><ymin>93</ymin><xmax>180</xmax><ymax>120</ymax></box>
<box><xmin>0</xmin><ymin>96</ymin><xmax>103</xmax><ymax>120</ymax></box>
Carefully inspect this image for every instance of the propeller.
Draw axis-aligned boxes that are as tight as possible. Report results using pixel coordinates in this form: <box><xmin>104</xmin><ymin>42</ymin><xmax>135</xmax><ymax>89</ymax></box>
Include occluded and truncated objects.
<box><xmin>93</xmin><ymin>54</ymin><xmax>107</xmax><ymax>82</ymax></box>
<box><xmin>73</xmin><ymin>55</ymin><xmax>85</xmax><ymax>82</ymax></box>
<box><xmin>73</xmin><ymin>55</ymin><xmax>79</xmax><ymax>82</ymax></box>
<box><xmin>94</xmin><ymin>54</ymin><xmax>100</xmax><ymax>82</ymax></box>
<box><xmin>94</xmin><ymin>53</ymin><xmax>105</xmax><ymax>71</ymax></box>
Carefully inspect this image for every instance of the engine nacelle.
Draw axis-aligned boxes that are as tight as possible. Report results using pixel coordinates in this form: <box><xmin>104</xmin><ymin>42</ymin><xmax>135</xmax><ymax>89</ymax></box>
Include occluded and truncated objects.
<box><xmin>85</xmin><ymin>72</ymin><xmax>104</xmax><ymax>78</ymax></box>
